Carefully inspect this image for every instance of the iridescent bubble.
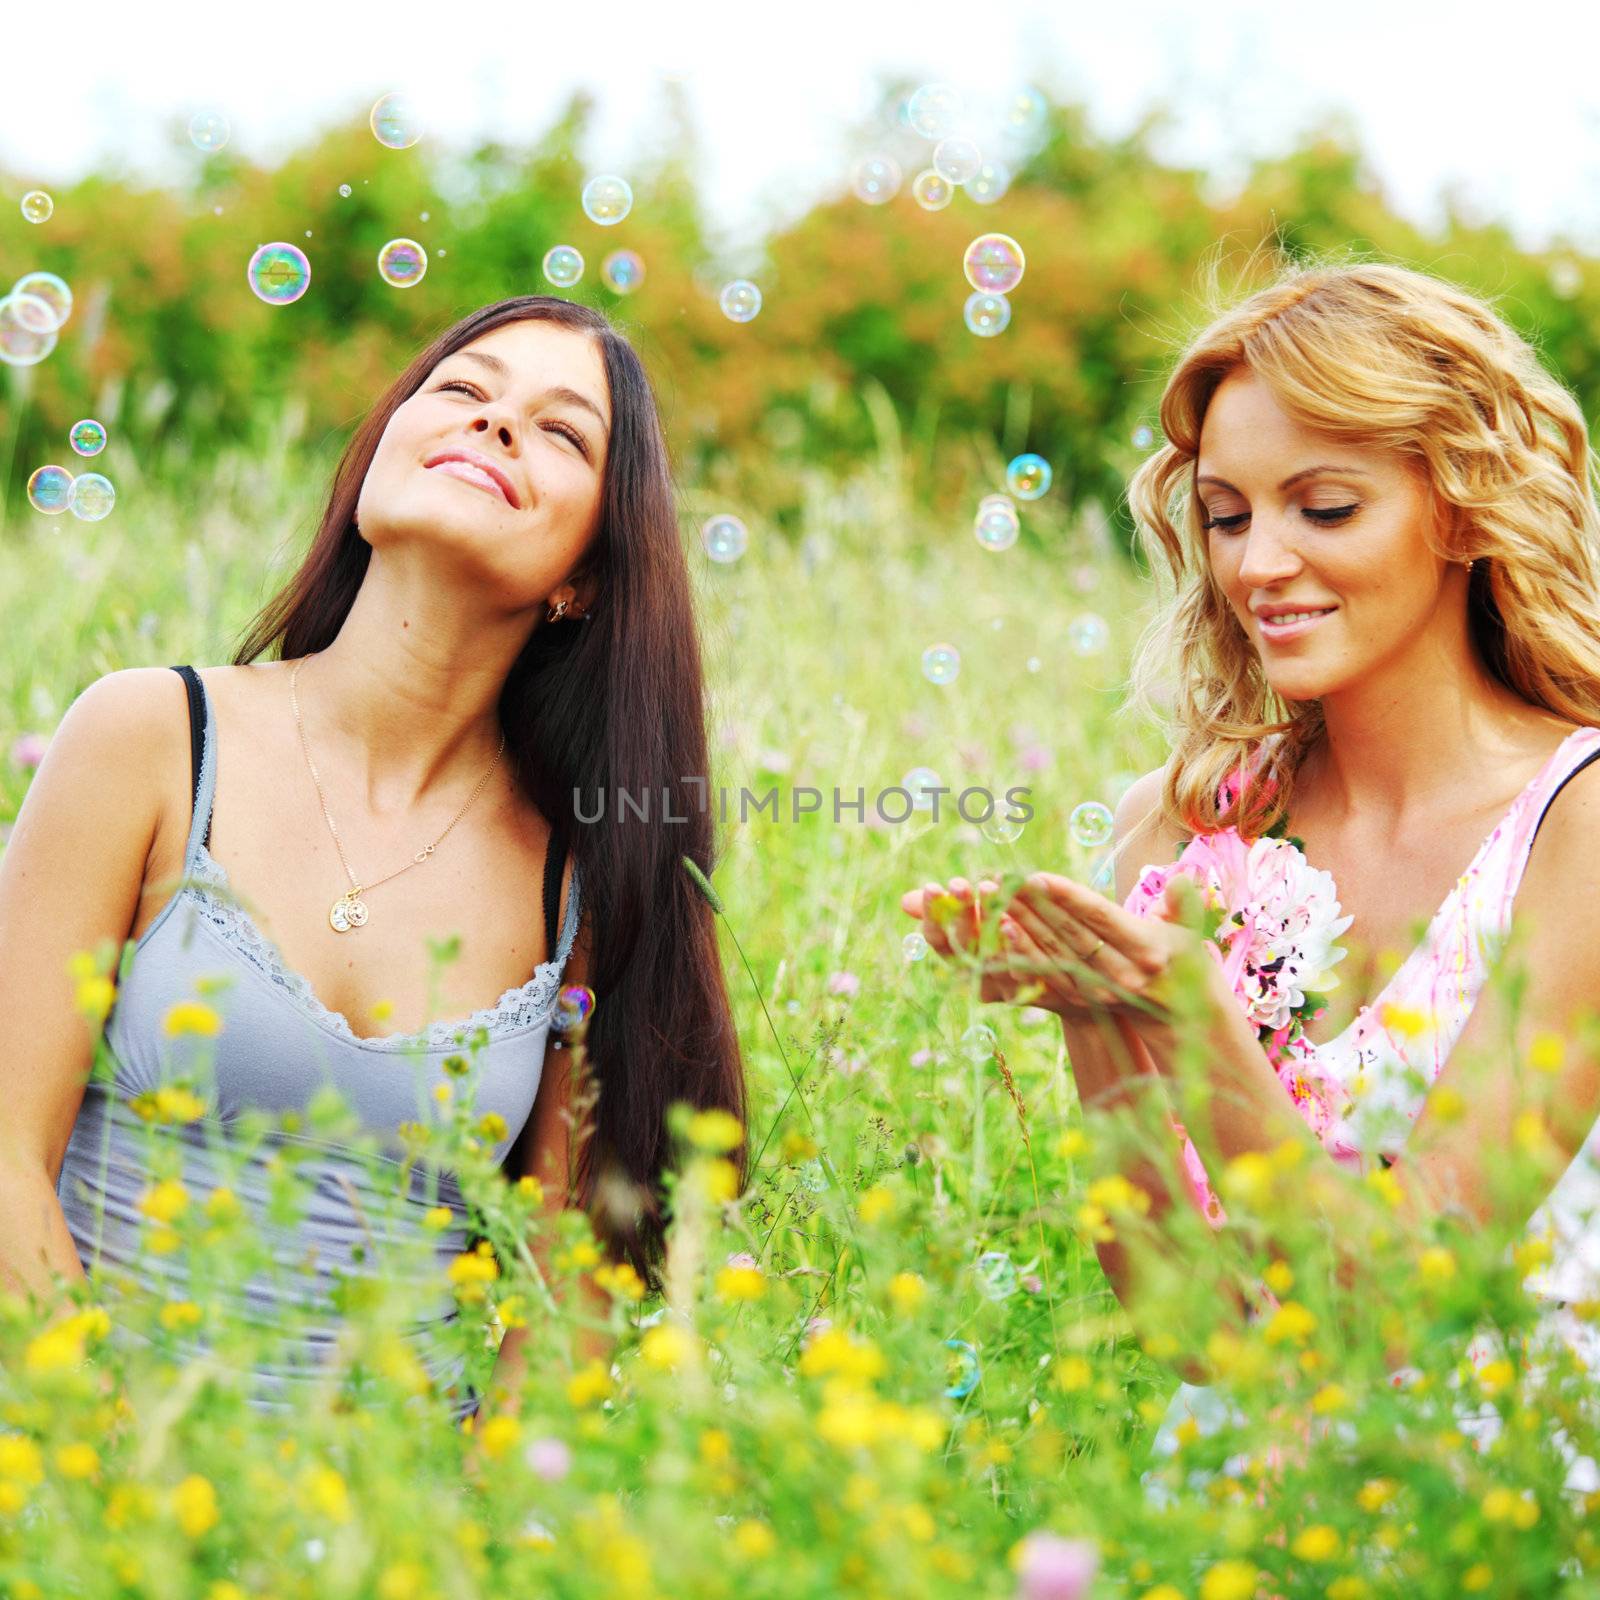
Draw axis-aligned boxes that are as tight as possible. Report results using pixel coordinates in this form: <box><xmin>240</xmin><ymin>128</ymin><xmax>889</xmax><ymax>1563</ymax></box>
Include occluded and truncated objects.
<box><xmin>977</xmin><ymin>492</ymin><xmax>1013</xmax><ymax>513</ymax></box>
<box><xmin>719</xmin><ymin>280</ymin><xmax>761</xmax><ymax>323</ymax></box>
<box><xmin>0</xmin><ymin>295</ymin><xmax>57</xmax><ymax>365</ymax></box>
<box><xmin>338</xmin><ymin>183</ymin><xmax>352</xmax><ymax>198</ymax></box>
<box><xmin>370</xmin><ymin>93</ymin><xmax>423</xmax><ymax>150</ymax></box>
<box><xmin>961</xmin><ymin>1023</ymin><xmax>997</xmax><ymax>1062</ymax></box>
<box><xmin>902</xmin><ymin>766</ymin><xmax>942</xmax><ymax>810</ymax></box>
<box><xmin>1069</xmin><ymin>801</ymin><xmax>1114</xmax><ymax>849</ymax></box>
<box><xmin>903</xmin><ymin>932</ymin><xmax>929</xmax><ymax>963</ymax></box>
<box><xmin>12</xmin><ymin>272</ymin><xmax>72</xmax><ymax>330</ymax></box>
<box><xmin>975</xmin><ymin>499</ymin><xmax>1019</xmax><ymax>552</ymax></box>
<box><xmin>908</xmin><ymin>83</ymin><xmax>964</xmax><ymax>140</ymax></box>
<box><xmin>377</xmin><ymin>238</ymin><xmax>428</xmax><ymax>288</ymax></box>
<box><xmin>552</xmin><ymin>984</ymin><xmax>596</xmax><ymax>1035</ymax></box>
<box><xmin>247</xmin><ymin>243</ymin><xmax>311</xmax><ymax>306</ymax></box>
<box><xmin>1001</xmin><ymin>86</ymin><xmax>1049</xmax><ymax>141</ymax></box>
<box><xmin>944</xmin><ymin>1338</ymin><xmax>981</xmax><ymax>1399</ymax></box>
<box><xmin>912</xmin><ymin>169</ymin><xmax>954</xmax><ymax>211</ymax></box>
<box><xmin>20</xmin><ymin>191</ymin><xmax>52</xmax><ymax>225</ymax></box>
<box><xmin>1006</xmin><ymin>454</ymin><xmax>1051</xmax><ymax>500</ymax></box>
<box><xmin>964</xmin><ymin>233</ymin><xmax>1025</xmax><ymax>294</ymax></box>
<box><xmin>601</xmin><ymin>249</ymin><xmax>645</xmax><ymax>294</ymax></box>
<box><xmin>26</xmin><ymin>465</ymin><xmax>73</xmax><ymax>514</ymax></box>
<box><xmin>932</xmin><ymin>137</ymin><xmax>983</xmax><ymax>186</ymax></box>
<box><xmin>69</xmin><ymin>473</ymin><xmax>115</xmax><ymax>522</ymax></box>
<box><xmin>968</xmin><ymin>162</ymin><xmax>1011</xmax><ymax>205</ymax></box>
<box><xmin>1132</xmin><ymin>424</ymin><xmax>1155</xmax><ymax>449</ymax></box>
<box><xmin>581</xmin><ymin>174</ymin><xmax>633</xmax><ymax>226</ymax></box>
<box><xmin>701</xmin><ymin>514</ymin><xmax>748</xmax><ymax>564</ymax></box>
<box><xmin>1026</xmin><ymin>657</ymin><xmax>1041</xmax><ymax>673</ymax></box>
<box><xmin>981</xmin><ymin>813</ymin><xmax>1024</xmax><ymax>845</ymax></box>
<box><xmin>975</xmin><ymin>1250</ymin><xmax>1019</xmax><ymax>1301</ymax></box>
<box><xmin>963</xmin><ymin>291</ymin><xmax>1011</xmax><ymax>337</ymax></box>
<box><xmin>1067</xmin><ymin>614</ymin><xmax>1109</xmax><ymax>656</ymax></box>
<box><xmin>851</xmin><ymin>156</ymin><xmax>902</xmax><ymax>205</ymax></box>
<box><xmin>188</xmin><ymin>109</ymin><xmax>230</xmax><ymax>152</ymax></box>
<box><xmin>69</xmin><ymin>420</ymin><xmax>107</xmax><ymax>456</ymax></box>
<box><xmin>921</xmin><ymin>644</ymin><xmax>960</xmax><ymax>686</ymax></box>
<box><xmin>1090</xmin><ymin>854</ymin><xmax>1115</xmax><ymax>892</ymax></box>
<box><xmin>542</xmin><ymin>246</ymin><xmax>584</xmax><ymax>288</ymax></box>
<box><xmin>798</xmin><ymin>1159</ymin><xmax>829</xmax><ymax>1194</ymax></box>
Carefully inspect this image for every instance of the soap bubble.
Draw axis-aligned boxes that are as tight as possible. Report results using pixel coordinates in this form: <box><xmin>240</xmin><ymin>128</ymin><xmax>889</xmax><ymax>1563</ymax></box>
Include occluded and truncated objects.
<box><xmin>542</xmin><ymin>246</ymin><xmax>584</xmax><ymax>288</ymax></box>
<box><xmin>69</xmin><ymin>420</ymin><xmax>107</xmax><ymax>456</ymax></box>
<box><xmin>944</xmin><ymin>1338</ymin><xmax>980</xmax><ymax>1399</ymax></box>
<box><xmin>601</xmin><ymin>250</ymin><xmax>645</xmax><ymax>294</ymax></box>
<box><xmin>701</xmin><ymin>514</ymin><xmax>748</xmax><ymax>564</ymax></box>
<box><xmin>921</xmin><ymin>644</ymin><xmax>960</xmax><ymax>686</ymax></box>
<box><xmin>20</xmin><ymin>191</ymin><xmax>52</xmax><ymax>225</ymax></box>
<box><xmin>902</xmin><ymin>767</ymin><xmax>942</xmax><ymax>810</ymax></box>
<box><xmin>370</xmin><ymin>93</ymin><xmax>423</xmax><ymax>149</ymax></box>
<box><xmin>1132</xmin><ymin>424</ymin><xmax>1155</xmax><ymax>449</ymax></box>
<box><xmin>1091</xmin><ymin>854</ymin><xmax>1115</xmax><ymax>892</ymax></box>
<box><xmin>719</xmin><ymin>280</ymin><xmax>762</xmax><ymax>322</ymax></box>
<box><xmin>247</xmin><ymin>243</ymin><xmax>311</xmax><ymax>305</ymax></box>
<box><xmin>338</xmin><ymin>183</ymin><xmax>352</xmax><ymax>198</ymax></box>
<box><xmin>1006</xmin><ymin>453</ymin><xmax>1051</xmax><ymax>499</ymax></box>
<box><xmin>969</xmin><ymin>162</ymin><xmax>1011</xmax><ymax>205</ymax></box>
<box><xmin>1000</xmin><ymin>86</ymin><xmax>1049</xmax><ymax>142</ymax></box>
<box><xmin>376</xmin><ymin>239</ymin><xmax>428</xmax><ymax>288</ymax></box>
<box><xmin>961</xmin><ymin>1023</ymin><xmax>997</xmax><ymax>1062</ymax></box>
<box><xmin>933</xmin><ymin>137</ymin><xmax>983</xmax><ymax>185</ymax></box>
<box><xmin>851</xmin><ymin>156</ymin><xmax>902</xmax><ymax>205</ymax></box>
<box><xmin>975</xmin><ymin>1250</ymin><xmax>1019</xmax><ymax>1301</ymax></box>
<box><xmin>975</xmin><ymin>499</ymin><xmax>1020</xmax><ymax>552</ymax></box>
<box><xmin>26</xmin><ymin>466</ymin><xmax>73</xmax><ymax>514</ymax></box>
<box><xmin>964</xmin><ymin>233</ymin><xmax>1025</xmax><ymax>294</ymax></box>
<box><xmin>12</xmin><ymin>272</ymin><xmax>72</xmax><ymax>330</ymax></box>
<box><xmin>69</xmin><ymin>473</ymin><xmax>116</xmax><ymax>522</ymax></box>
<box><xmin>1069</xmin><ymin>801</ymin><xmax>1114</xmax><ymax>849</ymax></box>
<box><xmin>798</xmin><ymin>1159</ymin><xmax>829</xmax><ymax>1194</ymax></box>
<box><xmin>1067</xmin><ymin>614</ymin><xmax>1109</xmax><ymax>655</ymax></box>
<box><xmin>551</xmin><ymin>984</ymin><xmax>596</xmax><ymax>1035</ymax></box>
<box><xmin>981</xmin><ymin>813</ymin><xmax>1024</xmax><ymax>845</ymax></box>
<box><xmin>1026</xmin><ymin>657</ymin><xmax>1041</xmax><ymax>673</ymax></box>
<box><xmin>0</xmin><ymin>295</ymin><xmax>57</xmax><ymax>365</ymax></box>
<box><xmin>912</xmin><ymin>170</ymin><xmax>954</xmax><ymax>211</ymax></box>
<box><xmin>581</xmin><ymin>174</ymin><xmax>633</xmax><ymax>225</ymax></box>
<box><xmin>963</xmin><ymin>292</ymin><xmax>1011</xmax><ymax>337</ymax></box>
<box><xmin>188</xmin><ymin>109</ymin><xmax>230</xmax><ymax>152</ymax></box>
<box><xmin>908</xmin><ymin>83</ymin><xmax>964</xmax><ymax>140</ymax></box>
<box><xmin>903</xmin><ymin>932</ymin><xmax>929</xmax><ymax>963</ymax></box>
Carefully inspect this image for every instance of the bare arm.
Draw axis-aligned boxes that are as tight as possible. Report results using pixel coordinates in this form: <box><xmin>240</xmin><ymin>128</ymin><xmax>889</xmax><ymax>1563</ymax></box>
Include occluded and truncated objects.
<box><xmin>0</xmin><ymin>669</ymin><xmax>177</xmax><ymax>1311</ymax></box>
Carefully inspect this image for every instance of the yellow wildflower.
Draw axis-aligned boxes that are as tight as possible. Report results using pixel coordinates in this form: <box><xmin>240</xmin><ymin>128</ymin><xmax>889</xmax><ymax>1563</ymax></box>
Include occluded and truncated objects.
<box><xmin>798</xmin><ymin>1327</ymin><xmax>885</xmax><ymax>1384</ymax></box>
<box><xmin>595</xmin><ymin>1261</ymin><xmax>647</xmax><ymax>1300</ymax></box>
<box><xmin>1463</xmin><ymin>1564</ymin><xmax>1493</xmax><ymax>1592</ymax></box>
<box><xmin>138</xmin><ymin>1179</ymin><xmax>189</xmax><ymax>1224</ymax></box>
<box><xmin>369</xmin><ymin>999</ymin><xmax>395</xmax><ymax>1023</ymax></box>
<box><xmin>1419</xmin><ymin>1246</ymin><xmax>1457</xmax><ymax>1284</ymax></box>
<box><xmin>714</xmin><ymin>1265</ymin><xmax>765</xmax><ymax>1302</ymax></box>
<box><xmin>422</xmin><ymin>1206</ymin><xmax>453</xmax><ymax>1231</ymax></box>
<box><xmin>1086</xmin><ymin>1173</ymin><xmax>1150</xmax><ymax>1214</ymax></box>
<box><xmin>1477</xmin><ymin>1358</ymin><xmax>1516</xmax><ymax>1397</ymax></box>
<box><xmin>1291</xmin><ymin>1524</ymin><xmax>1341</xmax><ymax>1561</ymax></box>
<box><xmin>1379</xmin><ymin>1002</ymin><xmax>1428</xmax><ymax>1040</ymax></box>
<box><xmin>203</xmin><ymin>1186</ymin><xmax>238</xmax><ymax>1221</ymax></box>
<box><xmin>1365</xmin><ymin>1166</ymin><xmax>1404</xmax><ymax>1209</ymax></box>
<box><xmin>1056</xmin><ymin>1127</ymin><xmax>1090</xmax><ymax>1159</ymax></box>
<box><xmin>1311</xmin><ymin>1383</ymin><xmax>1348</xmax><ymax>1414</ymax></box>
<box><xmin>697</xmin><ymin>1157</ymin><xmax>740</xmax><ymax>1205</ymax></box>
<box><xmin>554</xmin><ymin>1240</ymin><xmax>601</xmax><ymax>1272</ymax></box>
<box><xmin>1199</xmin><ymin>1559</ymin><xmax>1260</xmax><ymax>1600</ymax></box>
<box><xmin>686</xmin><ymin>1108</ymin><xmax>744</xmax><ymax>1152</ymax></box>
<box><xmin>478</xmin><ymin>1415</ymin><xmax>520</xmax><ymax>1459</ymax></box>
<box><xmin>162</xmin><ymin>1001</ymin><xmax>221</xmax><ymax>1038</ymax></box>
<box><xmin>1430</xmin><ymin>1084</ymin><xmax>1466</xmax><ymax>1123</ymax></box>
<box><xmin>1075</xmin><ymin>1202</ymin><xmax>1114</xmax><ymax>1243</ymax></box>
<box><xmin>54</xmin><ymin>1442</ymin><xmax>99</xmax><ymax>1480</ymax></box>
<box><xmin>1055</xmin><ymin>1355</ymin><xmax>1093</xmax><ymax>1392</ymax></box>
<box><xmin>640</xmin><ymin>1323</ymin><xmax>698</xmax><ymax>1370</ymax></box>
<box><xmin>305</xmin><ymin>1465</ymin><xmax>351</xmax><ymax>1523</ymax></box>
<box><xmin>1263</xmin><ymin>1258</ymin><xmax>1294</xmax><ymax>1296</ymax></box>
<box><xmin>171</xmin><ymin>1474</ymin><xmax>220</xmax><ymax>1538</ymax></box>
<box><xmin>699</xmin><ymin>1428</ymin><xmax>732</xmax><ymax>1464</ymax></box>
<box><xmin>1529</xmin><ymin>1031</ymin><xmax>1566</xmax><ymax>1074</ymax></box>
<box><xmin>1263</xmin><ymin>1301</ymin><xmax>1317</xmax><ymax>1346</ymax></box>
<box><xmin>476</xmin><ymin>1112</ymin><xmax>508</xmax><ymax>1143</ymax></box>
<box><xmin>75</xmin><ymin>975</ymin><xmax>116</xmax><ymax>1021</ymax></box>
<box><xmin>1357</xmin><ymin>1477</ymin><xmax>1398</xmax><ymax>1513</ymax></box>
<box><xmin>1514</xmin><ymin>1109</ymin><xmax>1551</xmax><ymax>1156</ymax></box>
<box><xmin>732</xmin><ymin>1519</ymin><xmax>776</xmax><ymax>1558</ymax></box>
<box><xmin>159</xmin><ymin>1301</ymin><xmax>203</xmax><ymax>1332</ymax></box>
<box><xmin>433</xmin><ymin>1083</ymin><xmax>452</xmax><ymax>1105</ymax></box>
<box><xmin>0</xmin><ymin>1436</ymin><xmax>44</xmax><ymax>1485</ymax></box>
<box><xmin>1220</xmin><ymin>1151</ymin><xmax>1275</xmax><ymax>1207</ymax></box>
<box><xmin>887</xmin><ymin>1271</ymin><xmax>926</xmax><ymax>1312</ymax></box>
<box><xmin>517</xmin><ymin>1175</ymin><xmax>545</xmax><ymax>1205</ymax></box>
<box><xmin>566</xmin><ymin>1360</ymin><xmax>614</xmax><ymax>1407</ymax></box>
<box><xmin>153</xmin><ymin>1085</ymin><xmax>208</xmax><ymax>1123</ymax></box>
<box><xmin>858</xmin><ymin>1184</ymin><xmax>896</xmax><ymax>1223</ymax></box>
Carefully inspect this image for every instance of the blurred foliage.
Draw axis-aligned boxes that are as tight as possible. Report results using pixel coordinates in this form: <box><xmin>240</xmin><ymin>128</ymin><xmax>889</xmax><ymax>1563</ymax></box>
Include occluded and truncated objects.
<box><xmin>3</xmin><ymin>81</ymin><xmax>1600</xmax><ymax>546</ymax></box>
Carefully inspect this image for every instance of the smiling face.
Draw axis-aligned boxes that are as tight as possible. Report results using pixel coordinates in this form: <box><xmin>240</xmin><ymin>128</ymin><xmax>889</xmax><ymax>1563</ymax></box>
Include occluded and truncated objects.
<box><xmin>355</xmin><ymin>318</ymin><xmax>612</xmax><ymax>613</ymax></box>
<box><xmin>1197</xmin><ymin>366</ymin><xmax>1460</xmax><ymax>702</ymax></box>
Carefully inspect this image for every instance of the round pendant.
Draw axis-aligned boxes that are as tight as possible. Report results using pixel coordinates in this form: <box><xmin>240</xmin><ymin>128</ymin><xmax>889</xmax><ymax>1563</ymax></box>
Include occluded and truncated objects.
<box><xmin>329</xmin><ymin>895</ymin><xmax>369</xmax><ymax>933</ymax></box>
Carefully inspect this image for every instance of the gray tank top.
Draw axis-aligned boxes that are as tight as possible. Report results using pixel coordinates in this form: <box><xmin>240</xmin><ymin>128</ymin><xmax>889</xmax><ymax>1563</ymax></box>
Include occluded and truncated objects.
<box><xmin>54</xmin><ymin>667</ymin><xmax>582</xmax><ymax>1421</ymax></box>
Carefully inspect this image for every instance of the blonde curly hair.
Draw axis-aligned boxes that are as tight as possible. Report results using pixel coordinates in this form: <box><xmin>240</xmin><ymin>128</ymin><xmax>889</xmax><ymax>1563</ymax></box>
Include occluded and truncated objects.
<box><xmin>1121</xmin><ymin>245</ymin><xmax>1600</xmax><ymax>847</ymax></box>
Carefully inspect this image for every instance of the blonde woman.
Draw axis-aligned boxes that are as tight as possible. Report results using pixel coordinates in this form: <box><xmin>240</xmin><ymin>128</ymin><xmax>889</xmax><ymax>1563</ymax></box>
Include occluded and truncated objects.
<box><xmin>904</xmin><ymin>255</ymin><xmax>1600</xmax><ymax>1493</ymax></box>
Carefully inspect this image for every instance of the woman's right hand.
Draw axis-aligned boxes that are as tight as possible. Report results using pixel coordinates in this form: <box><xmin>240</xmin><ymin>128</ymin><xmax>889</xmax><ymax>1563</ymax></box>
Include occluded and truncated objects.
<box><xmin>899</xmin><ymin>876</ymin><xmax>1053</xmax><ymax>1011</ymax></box>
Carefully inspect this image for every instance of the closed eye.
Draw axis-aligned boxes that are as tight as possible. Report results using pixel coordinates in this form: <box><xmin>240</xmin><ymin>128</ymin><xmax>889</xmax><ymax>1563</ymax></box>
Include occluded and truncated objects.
<box><xmin>1202</xmin><ymin>505</ymin><xmax>1360</xmax><ymax>532</ymax></box>
<box><xmin>435</xmin><ymin>380</ymin><xmax>591</xmax><ymax>459</ymax></box>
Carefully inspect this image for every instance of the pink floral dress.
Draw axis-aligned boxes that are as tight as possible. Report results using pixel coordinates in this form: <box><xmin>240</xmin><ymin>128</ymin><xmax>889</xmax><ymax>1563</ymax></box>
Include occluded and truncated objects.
<box><xmin>1130</xmin><ymin>726</ymin><xmax>1600</xmax><ymax>1500</ymax></box>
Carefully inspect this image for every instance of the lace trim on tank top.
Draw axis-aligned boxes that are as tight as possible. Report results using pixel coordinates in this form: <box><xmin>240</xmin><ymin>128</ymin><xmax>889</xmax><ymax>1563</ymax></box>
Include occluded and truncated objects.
<box><xmin>183</xmin><ymin>840</ymin><xmax>574</xmax><ymax>1053</ymax></box>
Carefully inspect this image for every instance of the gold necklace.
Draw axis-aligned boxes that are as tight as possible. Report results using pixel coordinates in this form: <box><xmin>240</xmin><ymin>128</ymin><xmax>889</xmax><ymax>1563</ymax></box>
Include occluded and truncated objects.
<box><xmin>290</xmin><ymin>655</ymin><xmax>506</xmax><ymax>934</ymax></box>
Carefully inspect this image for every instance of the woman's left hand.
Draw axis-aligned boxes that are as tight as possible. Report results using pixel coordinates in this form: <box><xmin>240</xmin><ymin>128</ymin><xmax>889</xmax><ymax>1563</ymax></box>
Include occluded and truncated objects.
<box><xmin>996</xmin><ymin>869</ymin><xmax>1217</xmax><ymax>1033</ymax></box>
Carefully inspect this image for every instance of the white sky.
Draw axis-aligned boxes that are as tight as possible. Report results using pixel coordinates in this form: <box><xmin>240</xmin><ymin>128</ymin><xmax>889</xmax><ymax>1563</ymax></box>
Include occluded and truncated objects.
<box><xmin>6</xmin><ymin>0</ymin><xmax>1600</xmax><ymax>254</ymax></box>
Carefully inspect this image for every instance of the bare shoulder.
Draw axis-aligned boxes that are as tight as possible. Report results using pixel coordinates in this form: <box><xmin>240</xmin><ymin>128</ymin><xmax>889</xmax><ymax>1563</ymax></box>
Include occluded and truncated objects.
<box><xmin>1111</xmin><ymin>766</ymin><xmax>1176</xmax><ymax>906</ymax></box>
<box><xmin>1519</xmin><ymin>730</ymin><xmax>1600</xmax><ymax>890</ymax></box>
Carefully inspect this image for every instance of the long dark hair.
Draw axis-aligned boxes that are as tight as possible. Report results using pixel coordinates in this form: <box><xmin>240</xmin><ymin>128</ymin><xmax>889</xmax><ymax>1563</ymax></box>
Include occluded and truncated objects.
<box><xmin>231</xmin><ymin>295</ymin><xmax>746</xmax><ymax>1282</ymax></box>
